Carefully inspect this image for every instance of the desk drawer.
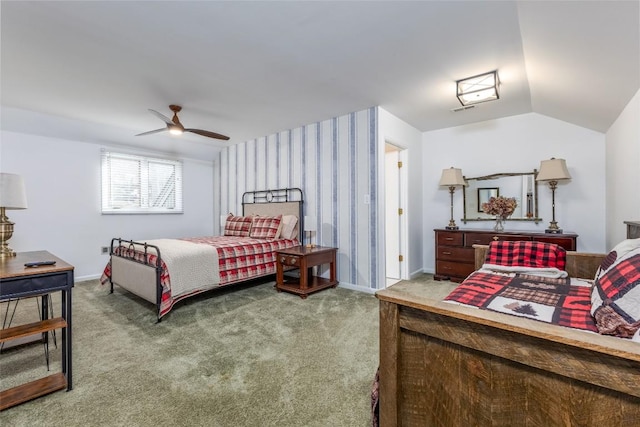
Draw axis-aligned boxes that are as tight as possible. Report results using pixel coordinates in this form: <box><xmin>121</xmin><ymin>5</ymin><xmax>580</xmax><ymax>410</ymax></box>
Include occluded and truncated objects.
<box><xmin>1</xmin><ymin>273</ymin><xmax>69</xmax><ymax>299</ymax></box>
<box><xmin>436</xmin><ymin>246</ymin><xmax>474</xmax><ymax>262</ymax></box>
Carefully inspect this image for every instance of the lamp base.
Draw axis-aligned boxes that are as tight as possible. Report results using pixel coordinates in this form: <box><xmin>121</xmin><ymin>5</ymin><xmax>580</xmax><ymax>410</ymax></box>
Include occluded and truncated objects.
<box><xmin>0</xmin><ymin>248</ymin><xmax>17</xmax><ymax>258</ymax></box>
<box><xmin>0</xmin><ymin>217</ymin><xmax>17</xmax><ymax>258</ymax></box>
<box><xmin>545</xmin><ymin>228</ymin><xmax>563</xmax><ymax>234</ymax></box>
<box><xmin>445</xmin><ymin>225</ymin><xmax>459</xmax><ymax>230</ymax></box>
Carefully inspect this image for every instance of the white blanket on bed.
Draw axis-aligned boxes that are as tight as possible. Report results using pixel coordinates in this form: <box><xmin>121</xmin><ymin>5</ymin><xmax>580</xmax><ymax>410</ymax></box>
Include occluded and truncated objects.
<box><xmin>145</xmin><ymin>239</ymin><xmax>220</xmax><ymax>297</ymax></box>
<box><xmin>480</xmin><ymin>263</ymin><xmax>569</xmax><ymax>279</ymax></box>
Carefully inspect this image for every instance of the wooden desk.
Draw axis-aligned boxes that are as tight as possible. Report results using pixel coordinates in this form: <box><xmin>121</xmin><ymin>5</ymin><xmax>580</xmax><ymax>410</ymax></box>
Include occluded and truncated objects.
<box><xmin>275</xmin><ymin>246</ymin><xmax>338</xmax><ymax>298</ymax></box>
<box><xmin>0</xmin><ymin>251</ymin><xmax>74</xmax><ymax>411</ymax></box>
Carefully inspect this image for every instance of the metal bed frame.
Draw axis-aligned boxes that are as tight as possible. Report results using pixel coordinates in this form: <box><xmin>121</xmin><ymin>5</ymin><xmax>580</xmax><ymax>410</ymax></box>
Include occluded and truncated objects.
<box><xmin>107</xmin><ymin>188</ymin><xmax>304</xmax><ymax>322</ymax></box>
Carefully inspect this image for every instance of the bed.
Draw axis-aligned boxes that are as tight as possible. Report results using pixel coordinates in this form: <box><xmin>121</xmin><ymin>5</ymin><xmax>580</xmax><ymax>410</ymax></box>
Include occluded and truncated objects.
<box><xmin>375</xmin><ymin>240</ymin><xmax>640</xmax><ymax>426</ymax></box>
<box><xmin>100</xmin><ymin>188</ymin><xmax>304</xmax><ymax>321</ymax></box>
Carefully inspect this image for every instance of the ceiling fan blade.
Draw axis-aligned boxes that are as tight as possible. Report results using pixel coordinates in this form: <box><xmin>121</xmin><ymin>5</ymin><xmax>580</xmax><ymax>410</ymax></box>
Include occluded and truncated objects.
<box><xmin>148</xmin><ymin>109</ymin><xmax>175</xmax><ymax>126</ymax></box>
<box><xmin>135</xmin><ymin>128</ymin><xmax>167</xmax><ymax>136</ymax></box>
<box><xmin>185</xmin><ymin>128</ymin><xmax>230</xmax><ymax>141</ymax></box>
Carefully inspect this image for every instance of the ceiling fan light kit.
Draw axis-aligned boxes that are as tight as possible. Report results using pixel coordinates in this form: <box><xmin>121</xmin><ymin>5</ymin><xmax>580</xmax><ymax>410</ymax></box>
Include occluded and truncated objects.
<box><xmin>456</xmin><ymin>70</ymin><xmax>500</xmax><ymax>106</ymax></box>
<box><xmin>136</xmin><ymin>104</ymin><xmax>229</xmax><ymax>141</ymax></box>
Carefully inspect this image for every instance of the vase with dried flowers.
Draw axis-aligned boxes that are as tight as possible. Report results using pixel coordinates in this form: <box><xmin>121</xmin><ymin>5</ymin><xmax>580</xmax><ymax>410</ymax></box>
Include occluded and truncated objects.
<box><xmin>481</xmin><ymin>196</ymin><xmax>518</xmax><ymax>232</ymax></box>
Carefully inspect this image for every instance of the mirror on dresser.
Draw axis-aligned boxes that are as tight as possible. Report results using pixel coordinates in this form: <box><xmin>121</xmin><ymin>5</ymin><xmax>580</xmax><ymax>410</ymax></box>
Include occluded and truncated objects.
<box><xmin>462</xmin><ymin>170</ymin><xmax>542</xmax><ymax>223</ymax></box>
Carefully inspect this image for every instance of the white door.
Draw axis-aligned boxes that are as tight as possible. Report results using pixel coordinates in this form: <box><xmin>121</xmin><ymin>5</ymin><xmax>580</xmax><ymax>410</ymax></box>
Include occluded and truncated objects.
<box><xmin>385</xmin><ymin>145</ymin><xmax>401</xmax><ymax>280</ymax></box>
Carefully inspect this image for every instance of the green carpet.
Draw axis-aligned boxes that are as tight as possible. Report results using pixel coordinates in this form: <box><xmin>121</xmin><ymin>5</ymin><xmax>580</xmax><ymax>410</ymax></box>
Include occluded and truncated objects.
<box><xmin>0</xmin><ymin>278</ymin><xmax>383</xmax><ymax>426</ymax></box>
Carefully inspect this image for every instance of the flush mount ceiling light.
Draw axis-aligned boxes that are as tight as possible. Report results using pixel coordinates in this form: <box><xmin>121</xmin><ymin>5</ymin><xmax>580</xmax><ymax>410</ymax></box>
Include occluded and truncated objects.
<box><xmin>456</xmin><ymin>70</ymin><xmax>499</xmax><ymax>106</ymax></box>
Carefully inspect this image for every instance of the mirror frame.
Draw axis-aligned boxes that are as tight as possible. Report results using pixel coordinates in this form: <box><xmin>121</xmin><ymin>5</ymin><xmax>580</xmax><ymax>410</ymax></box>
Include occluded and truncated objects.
<box><xmin>462</xmin><ymin>170</ymin><xmax>541</xmax><ymax>224</ymax></box>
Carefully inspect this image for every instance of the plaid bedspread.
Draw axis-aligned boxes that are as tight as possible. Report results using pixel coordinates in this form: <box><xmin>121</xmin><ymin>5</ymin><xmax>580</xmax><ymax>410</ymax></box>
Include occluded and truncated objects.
<box><xmin>100</xmin><ymin>236</ymin><xmax>299</xmax><ymax>317</ymax></box>
<box><xmin>444</xmin><ymin>271</ymin><xmax>597</xmax><ymax>332</ymax></box>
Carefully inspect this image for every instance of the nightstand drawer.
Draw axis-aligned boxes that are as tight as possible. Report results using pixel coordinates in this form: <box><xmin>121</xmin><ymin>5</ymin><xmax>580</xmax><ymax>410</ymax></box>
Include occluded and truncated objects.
<box><xmin>279</xmin><ymin>255</ymin><xmax>300</xmax><ymax>267</ymax></box>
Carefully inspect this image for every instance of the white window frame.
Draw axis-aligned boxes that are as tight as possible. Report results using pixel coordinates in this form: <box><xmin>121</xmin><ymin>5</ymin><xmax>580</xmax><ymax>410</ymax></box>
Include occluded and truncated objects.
<box><xmin>101</xmin><ymin>150</ymin><xmax>183</xmax><ymax>214</ymax></box>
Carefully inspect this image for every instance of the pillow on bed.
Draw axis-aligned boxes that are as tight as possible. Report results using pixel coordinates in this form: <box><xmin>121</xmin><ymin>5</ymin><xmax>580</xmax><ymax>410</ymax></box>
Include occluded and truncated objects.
<box><xmin>224</xmin><ymin>214</ymin><xmax>253</xmax><ymax>237</ymax></box>
<box><xmin>484</xmin><ymin>240</ymin><xmax>567</xmax><ymax>270</ymax></box>
<box><xmin>591</xmin><ymin>238</ymin><xmax>640</xmax><ymax>338</ymax></box>
<box><xmin>278</xmin><ymin>215</ymin><xmax>298</xmax><ymax>240</ymax></box>
<box><xmin>250</xmin><ymin>215</ymin><xmax>282</xmax><ymax>239</ymax></box>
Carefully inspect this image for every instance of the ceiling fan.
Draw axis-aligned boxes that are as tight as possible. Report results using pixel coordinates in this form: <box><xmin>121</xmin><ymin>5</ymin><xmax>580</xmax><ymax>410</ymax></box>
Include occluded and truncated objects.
<box><xmin>136</xmin><ymin>105</ymin><xmax>230</xmax><ymax>141</ymax></box>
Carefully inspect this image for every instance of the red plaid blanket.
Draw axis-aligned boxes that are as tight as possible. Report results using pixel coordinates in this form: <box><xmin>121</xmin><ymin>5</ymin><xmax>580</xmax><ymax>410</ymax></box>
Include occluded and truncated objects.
<box><xmin>101</xmin><ymin>236</ymin><xmax>299</xmax><ymax>317</ymax></box>
<box><xmin>444</xmin><ymin>271</ymin><xmax>597</xmax><ymax>332</ymax></box>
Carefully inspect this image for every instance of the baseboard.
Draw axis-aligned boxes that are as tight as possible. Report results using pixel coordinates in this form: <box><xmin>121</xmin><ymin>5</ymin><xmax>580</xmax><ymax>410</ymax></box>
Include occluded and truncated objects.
<box><xmin>75</xmin><ymin>274</ymin><xmax>102</xmax><ymax>283</ymax></box>
<box><xmin>337</xmin><ymin>282</ymin><xmax>377</xmax><ymax>294</ymax></box>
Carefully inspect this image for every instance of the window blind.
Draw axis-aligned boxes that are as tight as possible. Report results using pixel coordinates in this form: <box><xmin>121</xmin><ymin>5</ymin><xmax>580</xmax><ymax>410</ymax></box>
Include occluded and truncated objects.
<box><xmin>101</xmin><ymin>151</ymin><xmax>183</xmax><ymax>214</ymax></box>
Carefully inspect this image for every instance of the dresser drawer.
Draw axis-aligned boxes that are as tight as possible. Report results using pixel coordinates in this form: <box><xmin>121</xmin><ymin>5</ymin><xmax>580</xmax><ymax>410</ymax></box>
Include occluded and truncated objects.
<box><xmin>533</xmin><ymin>236</ymin><xmax>576</xmax><ymax>251</ymax></box>
<box><xmin>436</xmin><ymin>246</ymin><xmax>474</xmax><ymax>262</ymax></box>
<box><xmin>464</xmin><ymin>233</ymin><xmax>532</xmax><ymax>247</ymax></box>
<box><xmin>436</xmin><ymin>260</ymin><xmax>475</xmax><ymax>280</ymax></box>
<box><xmin>437</xmin><ymin>231</ymin><xmax>464</xmax><ymax>246</ymax></box>
<box><xmin>278</xmin><ymin>255</ymin><xmax>300</xmax><ymax>267</ymax></box>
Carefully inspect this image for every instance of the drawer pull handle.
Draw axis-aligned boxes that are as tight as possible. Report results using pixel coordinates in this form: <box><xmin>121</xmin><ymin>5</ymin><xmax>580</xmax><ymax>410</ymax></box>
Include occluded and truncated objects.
<box><xmin>442</xmin><ymin>251</ymin><xmax>452</xmax><ymax>255</ymax></box>
<box><xmin>493</xmin><ymin>236</ymin><xmax>499</xmax><ymax>241</ymax></box>
<box><xmin>445</xmin><ymin>237</ymin><xmax>454</xmax><ymax>241</ymax></box>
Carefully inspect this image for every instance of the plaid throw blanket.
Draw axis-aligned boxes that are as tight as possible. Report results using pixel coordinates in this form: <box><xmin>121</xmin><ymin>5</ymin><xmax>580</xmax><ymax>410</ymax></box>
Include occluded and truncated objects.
<box><xmin>444</xmin><ymin>271</ymin><xmax>597</xmax><ymax>332</ymax></box>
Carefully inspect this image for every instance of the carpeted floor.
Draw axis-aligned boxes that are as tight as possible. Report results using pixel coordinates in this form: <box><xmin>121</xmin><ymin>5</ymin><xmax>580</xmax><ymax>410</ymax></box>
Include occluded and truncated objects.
<box><xmin>0</xmin><ymin>277</ymin><xmax>390</xmax><ymax>426</ymax></box>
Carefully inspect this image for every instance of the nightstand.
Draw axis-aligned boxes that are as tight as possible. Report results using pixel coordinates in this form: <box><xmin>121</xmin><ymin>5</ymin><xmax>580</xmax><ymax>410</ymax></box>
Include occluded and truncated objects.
<box><xmin>275</xmin><ymin>246</ymin><xmax>338</xmax><ymax>298</ymax></box>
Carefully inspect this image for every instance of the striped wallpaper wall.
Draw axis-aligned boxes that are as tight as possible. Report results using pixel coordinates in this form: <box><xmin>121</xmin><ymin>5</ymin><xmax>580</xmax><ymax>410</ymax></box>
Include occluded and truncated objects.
<box><xmin>214</xmin><ymin>107</ymin><xmax>380</xmax><ymax>290</ymax></box>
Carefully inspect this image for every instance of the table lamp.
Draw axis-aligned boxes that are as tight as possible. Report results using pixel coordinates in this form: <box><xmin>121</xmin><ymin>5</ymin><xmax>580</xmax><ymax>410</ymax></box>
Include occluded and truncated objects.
<box><xmin>0</xmin><ymin>173</ymin><xmax>28</xmax><ymax>258</ymax></box>
<box><xmin>536</xmin><ymin>158</ymin><xmax>571</xmax><ymax>233</ymax></box>
<box><xmin>439</xmin><ymin>167</ymin><xmax>465</xmax><ymax>230</ymax></box>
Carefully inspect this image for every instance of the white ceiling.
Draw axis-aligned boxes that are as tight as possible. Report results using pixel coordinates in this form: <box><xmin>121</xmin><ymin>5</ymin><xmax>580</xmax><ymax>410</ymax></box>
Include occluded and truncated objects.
<box><xmin>1</xmin><ymin>1</ymin><xmax>638</xmax><ymax>161</ymax></box>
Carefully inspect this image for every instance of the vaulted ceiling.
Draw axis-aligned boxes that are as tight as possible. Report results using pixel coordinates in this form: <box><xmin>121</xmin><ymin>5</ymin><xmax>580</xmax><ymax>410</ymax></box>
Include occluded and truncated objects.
<box><xmin>1</xmin><ymin>1</ymin><xmax>638</xmax><ymax>160</ymax></box>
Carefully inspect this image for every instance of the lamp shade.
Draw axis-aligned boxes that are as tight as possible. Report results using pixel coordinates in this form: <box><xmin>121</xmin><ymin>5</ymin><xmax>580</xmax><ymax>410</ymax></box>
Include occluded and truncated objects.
<box><xmin>303</xmin><ymin>216</ymin><xmax>316</xmax><ymax>232</ymax></box>
<box><xmin>536</xmin><ymin>158</ymin><xmax>571</xmax><ymax>182</ymax></box>
<box><xmin>0</xmin><ymin>173</ymin><xmax>28</xmax><ymax>209</ymax></box>
<box><xmin>439</xmin><ymin>167</ymin><xmax>465</xmax><ymax>187</ymax></box>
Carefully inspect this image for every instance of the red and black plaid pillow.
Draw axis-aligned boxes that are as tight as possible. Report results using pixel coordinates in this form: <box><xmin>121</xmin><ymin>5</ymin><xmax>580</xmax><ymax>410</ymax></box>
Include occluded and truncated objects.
<box><xmin>485</xmin><ymin>240</ymin><xmax>567</xmax><ymax>270</ymax></box>
<box><xmin>223</xmin><ymin>214</ymin><xmax>252</xmax><ymax>237</ymax></box>
<box><xmin>591</xmin><ymin>239</ymin><xmax>640</xmax><ymax>338</ymax></box>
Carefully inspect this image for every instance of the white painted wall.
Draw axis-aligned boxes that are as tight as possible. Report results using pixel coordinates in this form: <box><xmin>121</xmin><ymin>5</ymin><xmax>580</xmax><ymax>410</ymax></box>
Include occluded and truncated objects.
<box><xmin>422</xmin><ymin>113</ymin><xmax>606</xmax><ymax>273</ymax></box>
<box><xmin>378</xmin><ymin>108</ymin><xmax>423</xmax><ymax>280</ymax></box>
<box><xmin>0</xmin><ymin>131</ymin><xmax>215</xmax><ymax>280</ymax></box>
<box><xmin>606</xmin><ymin>89</ymin><xmax>640</xmax><ymax>248</ymax></box>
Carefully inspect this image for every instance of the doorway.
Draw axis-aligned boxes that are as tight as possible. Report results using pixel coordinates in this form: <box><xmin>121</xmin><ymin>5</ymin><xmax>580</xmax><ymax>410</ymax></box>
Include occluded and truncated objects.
<box><xmin>384</xmin><ymin>143</ymin><xmax>407</xmax><ymax>287</ymax></box>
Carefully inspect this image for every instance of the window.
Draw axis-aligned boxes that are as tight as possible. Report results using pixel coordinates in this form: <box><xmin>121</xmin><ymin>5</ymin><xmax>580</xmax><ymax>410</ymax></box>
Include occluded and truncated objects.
<box><xmin>101</xmin><ymin>151</ymin><xmax>183</xmax><ymax>214</ymax></box>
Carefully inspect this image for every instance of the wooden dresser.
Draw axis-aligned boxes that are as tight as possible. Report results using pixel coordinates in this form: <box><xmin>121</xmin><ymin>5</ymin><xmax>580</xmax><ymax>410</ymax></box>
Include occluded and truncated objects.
<box><xmin>625</xmin><ymin>221</ymin><xmax>640</xmax><ymax>239</ymax></box>
<box><xmin>434</xmin><ymin>228</ymin><xmax>578</xmax><ymax>282</ymax></box>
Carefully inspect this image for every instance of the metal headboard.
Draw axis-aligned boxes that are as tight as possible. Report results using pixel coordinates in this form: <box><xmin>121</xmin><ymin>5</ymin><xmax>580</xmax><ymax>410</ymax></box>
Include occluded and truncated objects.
<box><xmin>241</xmin><ymin>188</ymin><xmax>305</xmax><ymax>241</ymax></box>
